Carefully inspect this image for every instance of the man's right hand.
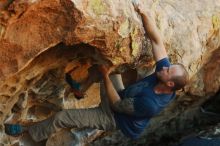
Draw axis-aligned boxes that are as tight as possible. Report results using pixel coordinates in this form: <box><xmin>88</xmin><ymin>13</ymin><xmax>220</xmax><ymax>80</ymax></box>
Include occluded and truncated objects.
<box><xmin>99</xmin><ymin>65</ymin><xmax>117</xmax><ymax>78</ymax></box>
<box><xmin>99</xmin><ymin>65</ymin><xmax>111</xmax><ymax>77</ymax></box>
<box><xmin>99</xmin><ymin>65</ymin><xmax>122</xmax><ymax>104</ymax></box>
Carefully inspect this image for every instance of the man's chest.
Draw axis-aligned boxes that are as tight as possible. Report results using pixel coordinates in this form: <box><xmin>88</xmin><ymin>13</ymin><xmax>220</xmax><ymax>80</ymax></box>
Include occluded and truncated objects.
<box><xmin>122</xmin><ymin>77</ymin><xmax>156</xmax><ymax>98</ymax></box>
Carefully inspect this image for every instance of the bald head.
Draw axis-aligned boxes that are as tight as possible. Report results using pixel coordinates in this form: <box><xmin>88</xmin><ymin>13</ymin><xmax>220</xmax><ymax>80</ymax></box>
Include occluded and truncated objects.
<box><xmin>170</xmin><ymin>63</ymin><xmax>189</xmax><ymax>91</ymax></box>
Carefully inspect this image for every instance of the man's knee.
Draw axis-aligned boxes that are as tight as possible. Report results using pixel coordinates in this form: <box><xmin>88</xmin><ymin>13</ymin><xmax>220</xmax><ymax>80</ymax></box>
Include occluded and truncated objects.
<box><xmin>109</xmin><ymin>74</ymin><xmax>124</xmax><ymax>92</ymax></box>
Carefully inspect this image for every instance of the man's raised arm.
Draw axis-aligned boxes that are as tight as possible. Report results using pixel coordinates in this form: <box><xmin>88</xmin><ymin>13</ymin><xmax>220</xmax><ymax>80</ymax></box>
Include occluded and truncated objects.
<box><xmin>134</xmin><ymin>4</ymin><xmax>168</xmax><ymax>61</ymax></box>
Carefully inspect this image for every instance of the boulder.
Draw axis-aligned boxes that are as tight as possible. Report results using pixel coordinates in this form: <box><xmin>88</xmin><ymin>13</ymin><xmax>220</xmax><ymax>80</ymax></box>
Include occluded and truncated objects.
<box><xmin>0</xmin><ymin>0</ymin><xmax>219</xmax><ymax>145</ymax></box>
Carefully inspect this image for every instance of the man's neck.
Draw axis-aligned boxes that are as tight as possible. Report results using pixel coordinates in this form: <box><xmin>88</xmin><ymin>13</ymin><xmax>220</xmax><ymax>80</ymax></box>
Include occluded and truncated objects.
<box><xmin>154</xmin><ymin>82</ymin><xmax>173</xmax><ymax>94</ymax></box>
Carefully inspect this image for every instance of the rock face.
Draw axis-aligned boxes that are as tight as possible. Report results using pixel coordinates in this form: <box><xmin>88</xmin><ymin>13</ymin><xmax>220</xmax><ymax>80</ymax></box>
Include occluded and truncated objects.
<box><xmin>0</xmin><ymin>0</ymin><xmax>220</xmax><ymax>145</ymax></box>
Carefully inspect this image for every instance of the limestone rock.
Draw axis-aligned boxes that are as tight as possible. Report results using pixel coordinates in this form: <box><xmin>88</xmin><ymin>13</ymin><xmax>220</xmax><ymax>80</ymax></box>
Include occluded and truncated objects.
<box><xmin>0</xmin><ymin>0</ymin><xmax>220</xmax><ymax>145</ymax></box>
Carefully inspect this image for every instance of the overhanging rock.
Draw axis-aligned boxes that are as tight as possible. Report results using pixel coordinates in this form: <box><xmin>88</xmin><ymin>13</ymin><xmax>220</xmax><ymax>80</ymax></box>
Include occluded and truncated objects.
<box><xmin>0</xmin><ymin>0</ymin><xmax>220</xmax><ymax>145</ymax></box>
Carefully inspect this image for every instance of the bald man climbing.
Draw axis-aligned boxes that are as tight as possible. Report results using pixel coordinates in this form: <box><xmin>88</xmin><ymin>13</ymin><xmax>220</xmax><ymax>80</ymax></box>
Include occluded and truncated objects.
<box><xmin>5</xmin><ymin>3</ymin><xmax>189</xmax><ymax>143</ymax></box>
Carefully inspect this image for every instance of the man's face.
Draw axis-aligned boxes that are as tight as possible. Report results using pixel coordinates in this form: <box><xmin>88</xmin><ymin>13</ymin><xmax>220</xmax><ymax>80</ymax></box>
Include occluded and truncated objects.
<box><xmin>156</xmin><ymin>65</ymin><xmax>182</xmax><ymax>85</ymax></box>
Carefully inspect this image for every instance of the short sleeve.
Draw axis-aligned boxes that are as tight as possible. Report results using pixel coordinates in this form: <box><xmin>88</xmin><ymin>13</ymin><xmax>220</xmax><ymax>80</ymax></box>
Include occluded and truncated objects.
<box><xmin>155</xmin><ymin>57</ymin><xmax>171</xmax><ymax>72</ymax></box>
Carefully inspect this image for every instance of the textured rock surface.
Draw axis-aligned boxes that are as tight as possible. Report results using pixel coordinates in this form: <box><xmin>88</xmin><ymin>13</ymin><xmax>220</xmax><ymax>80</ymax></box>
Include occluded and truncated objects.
<box><xmin>0</xmin><ymin>0</ymin><xmax>220</xmax><ymax>145</ymax></box>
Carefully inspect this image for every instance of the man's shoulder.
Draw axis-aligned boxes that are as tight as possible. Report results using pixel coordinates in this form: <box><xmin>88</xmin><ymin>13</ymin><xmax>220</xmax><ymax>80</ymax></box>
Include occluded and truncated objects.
<box><xmin>138</xmin><ymin>72</ymin><xmax>157</xmax><ymax>84</ymax></box>
<box><xmin>156</xmin><ymin>57</ymin><xmax>171</xmax><ymax>72</ymax></box>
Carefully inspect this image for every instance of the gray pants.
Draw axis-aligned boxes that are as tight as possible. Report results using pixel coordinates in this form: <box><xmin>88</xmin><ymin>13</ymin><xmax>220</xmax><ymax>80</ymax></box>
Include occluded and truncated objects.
<box><xmin>28</xmin><ymin>75</ymin><xmax>124</xmax><ymax>142</ymax></box>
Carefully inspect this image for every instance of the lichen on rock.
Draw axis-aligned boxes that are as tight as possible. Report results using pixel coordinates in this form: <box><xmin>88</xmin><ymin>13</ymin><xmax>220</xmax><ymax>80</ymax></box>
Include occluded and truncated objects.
<box><xmin>0</xmin><ymin>0</ymin><xmax>220</xmax><ymax>145</ymax></box>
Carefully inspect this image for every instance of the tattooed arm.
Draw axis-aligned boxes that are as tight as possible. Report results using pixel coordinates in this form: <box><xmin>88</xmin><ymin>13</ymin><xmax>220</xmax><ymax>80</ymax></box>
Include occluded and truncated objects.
<box><xmin>99</xmin><ymin>65</ymin><xmax>136</xmax><ymax>115</ymax></box>
<box><xmin>112</xmin><ymin>98</ymin><xmax>135</xmax><ymax>115</ymax></box>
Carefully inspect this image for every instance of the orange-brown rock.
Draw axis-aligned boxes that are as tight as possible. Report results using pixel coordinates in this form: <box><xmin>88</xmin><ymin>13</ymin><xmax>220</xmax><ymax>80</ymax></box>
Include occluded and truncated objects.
<box><xmin>0</xmin><ymin>0</ymin><xmax>220</xmax><ymax>145</ymax></box>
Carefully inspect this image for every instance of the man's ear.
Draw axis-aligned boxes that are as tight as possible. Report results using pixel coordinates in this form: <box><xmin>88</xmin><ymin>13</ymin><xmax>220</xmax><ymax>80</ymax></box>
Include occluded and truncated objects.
<box><xmin>166</xmin><ymin>81</ymin><xmax>175</xmax><ymax>88</ymax></box>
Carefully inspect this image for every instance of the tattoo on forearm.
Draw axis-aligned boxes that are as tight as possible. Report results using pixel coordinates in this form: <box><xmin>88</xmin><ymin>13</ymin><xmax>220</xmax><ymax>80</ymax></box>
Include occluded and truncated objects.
<box><xmin>112</xmin><ymin>98</ymin><xmax>135</xmax><ymax>115</ymax></box>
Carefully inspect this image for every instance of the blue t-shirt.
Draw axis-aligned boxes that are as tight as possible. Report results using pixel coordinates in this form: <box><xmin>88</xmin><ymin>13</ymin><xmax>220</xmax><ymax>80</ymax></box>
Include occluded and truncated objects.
<box><xmin>114</xmin><ymin>58</ymin><xmax>176</xmax><ymax>139</ymax></box>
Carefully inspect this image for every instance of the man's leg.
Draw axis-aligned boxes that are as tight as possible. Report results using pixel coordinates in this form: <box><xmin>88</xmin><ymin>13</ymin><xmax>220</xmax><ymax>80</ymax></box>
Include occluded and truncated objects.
<box><xmin>65</xmin><ymin>74</ymin><xmax>124</xmax><ymax>144</ymax></box>
<box><xmin>28</xmin><ymin>106</ymin><xmax>116</xmax><ymax>142</ymax></box>
<box><xmin>67</xmin><ymin>74</ymin><xmax>125</xmax><ymax>144</ymax></box>
<box><xmin>28</xmin><ymin>74</ymin><xmax>122</xmax><ymax>142</ymax></box>
<box><xmin>109</xmin><ymin>74</ymin><xmax>125</xmax><ymax>92</ymax></box>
